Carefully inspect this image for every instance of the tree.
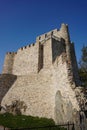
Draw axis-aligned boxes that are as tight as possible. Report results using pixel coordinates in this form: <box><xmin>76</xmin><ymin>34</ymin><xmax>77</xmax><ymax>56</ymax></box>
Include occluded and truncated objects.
<box><xmin>78</xmin><ymin>46</ymin><xmax>87</xmax><ymax>87</ymax></box>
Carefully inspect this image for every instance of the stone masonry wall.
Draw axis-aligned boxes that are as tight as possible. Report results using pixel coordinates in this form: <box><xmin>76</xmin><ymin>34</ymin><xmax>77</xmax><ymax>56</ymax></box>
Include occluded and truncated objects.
<box><xmin>43</xmin><ymin>38</ymin><xmax>53</xmax><ymax>68</ymax></box>
<box><xmin>12</xmin><ymin>43</ymin><xmax>39</xmax><ymax>75</ymax></box>
<box><xmin>1</xmin><ymin>54</ymin><xmax>81</xmax><ymax>130</ymax></box>
<box><xmin>0</xmin><ymin>74</ymin><xmax>17</xmax><ymax>103</ymax></box>
<box><xmin>1</xmin><ymin>24</ymin><xmax>86</xmax><ymax>130</ymax></box>
<box><xmin>53</xmin><ymin>55</ymin><xmax>80</xmax><ymax>124</ymax></box>
<box><xmin>1</xmin><ymin>70</ymin><xmax>55</xmax><ymax>119</ymax></box>
<box><xmin>2</xmin><ymin>24</ymin><xmax>71</xmax><ymax>75</ymax></box>
<box><xmin>2</xmin><ymin>53</ymin><xmax>16</xmax><ymax>74</ymax></box>
<box><xmin>52</xmin><ymin>37</ymin><xmax>66</xmax><ymax>63</ymax></box>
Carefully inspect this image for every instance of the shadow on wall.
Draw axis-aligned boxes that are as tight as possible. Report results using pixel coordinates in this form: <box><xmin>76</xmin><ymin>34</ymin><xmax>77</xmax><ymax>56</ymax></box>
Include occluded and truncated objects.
<box><xmin>52</xmin><ymin>38</ymin><xmax>66</xmax><ymax>63</ymax></box>
<box><xmin>55</xmin><ymin>90</ymin><xmax>64</xmax><ymax>123</ymax></box>
<box><xmin>0</xmin><ymin>74</ymin><xmax>17</xmax><ymax>103</ymax></box>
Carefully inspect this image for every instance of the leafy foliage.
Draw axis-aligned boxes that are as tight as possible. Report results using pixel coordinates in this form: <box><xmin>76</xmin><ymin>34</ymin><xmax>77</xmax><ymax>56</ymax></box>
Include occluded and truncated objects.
<box><xmin>0</xmin><ymin>113</ymin><xmax>66</xmax><ymax>130</ymax></box>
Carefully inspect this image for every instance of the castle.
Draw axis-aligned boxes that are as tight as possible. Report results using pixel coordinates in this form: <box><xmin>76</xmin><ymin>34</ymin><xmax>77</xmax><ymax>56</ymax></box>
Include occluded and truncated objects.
<box><xmin>0</xmin><ymin>23</ymin><xmax>87</xmax><ymax>130</ymax></box>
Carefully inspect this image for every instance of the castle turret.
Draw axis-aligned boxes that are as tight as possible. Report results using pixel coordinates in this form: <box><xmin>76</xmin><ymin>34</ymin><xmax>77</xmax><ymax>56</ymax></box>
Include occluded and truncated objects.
<box><xmin>60</xmin><ymin>23</ymin><xmax>70</xmax><ymax>44</ymax></box>
<box><xmin>2</xmin><ymin>52</ymin><xmax>16</xmax><ymax>74</ymax></box>
<box><xmin>59</xmin><ymin>24</ymin><xmax>71</xmax><ymax>63</ymax></box>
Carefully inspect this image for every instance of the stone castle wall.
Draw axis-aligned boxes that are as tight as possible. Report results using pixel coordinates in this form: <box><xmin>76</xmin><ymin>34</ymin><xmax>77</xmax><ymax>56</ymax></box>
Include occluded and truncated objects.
<box><xmin>53</xmin><ymin>54</ymin><xmax>79</xmax><ymax>123</ymax></box>
<box><xmin>2</xmin><ymin>52</ymin><xmax>16</xmax><ymax>74</ymax></box>
<box><xmin>0</xmin><ymin>74</ymin><xmax>17</xmax><ymax>103</ymax></box>
<box><xmin>1</xmin><ymin>53</ymin><xmax>81</xmax><ymax>130</ymax></box>
<box><xmin>12</xmin><ymin>43</ymin><xmax>39</xmax><ymax>75</ymax></box>
<box><xmin>2</xmin><ymin>24</ymin><xmax>72</xmax><ymax>75</ymax></box>
<box><xmin>1</xmin><ymin>23</ymin><xmax>87</xmax><ymax>130</ymax></box>
<box><xmin>1</xmin><ymin>70</ymin><xmax>55</xmax><ymax>119</ymax></box>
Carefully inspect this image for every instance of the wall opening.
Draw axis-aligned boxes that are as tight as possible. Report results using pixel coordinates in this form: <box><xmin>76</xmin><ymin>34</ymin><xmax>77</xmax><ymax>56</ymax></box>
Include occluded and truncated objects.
<box><xmin>38</xmin><ymin>43</ymin><xmax>44</xmax><ymax>72</ymax></box>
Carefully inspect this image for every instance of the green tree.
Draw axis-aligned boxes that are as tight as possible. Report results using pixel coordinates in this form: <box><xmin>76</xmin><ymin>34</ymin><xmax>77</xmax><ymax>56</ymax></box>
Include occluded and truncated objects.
<box><xmin>79</xmin><ymin>46</ymin><xmax>87</xmax><ymax>87</ymax></box>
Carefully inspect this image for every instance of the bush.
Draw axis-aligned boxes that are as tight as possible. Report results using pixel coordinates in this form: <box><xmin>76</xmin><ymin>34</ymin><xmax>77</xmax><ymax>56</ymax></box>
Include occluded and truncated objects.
<box><xmin>0</xmin><ymin>113</ymin><xmax>54</xmax><ymax>128</ymax></box>
<box><xmin>0</xmin><ymin>113</ymin><xmax>67</xmax><ymax>130</ymax></box>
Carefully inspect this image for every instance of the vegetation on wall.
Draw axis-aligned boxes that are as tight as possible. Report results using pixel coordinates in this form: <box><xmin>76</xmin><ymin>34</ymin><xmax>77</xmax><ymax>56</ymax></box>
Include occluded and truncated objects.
<box><xmin>4</xmin><ymin>100</ymin><xmax>27</xmax><ymax>115</ymax></box>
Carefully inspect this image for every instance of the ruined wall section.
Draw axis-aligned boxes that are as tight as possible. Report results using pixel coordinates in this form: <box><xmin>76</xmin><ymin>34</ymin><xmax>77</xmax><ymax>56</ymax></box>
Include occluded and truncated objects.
<box><xmin>12</xmin><ymin>43</ymin><xmax>39</xmax><ymax>75</ymax></box>
<box><xmin>2</xmin><ymin>52</ymin><xmax>16</xmax><ymax>74</ymax></box>
<box><xmin>53</xmin><ymin>54</ymin><xmax>80</xmax><ymax>129</ymax></box>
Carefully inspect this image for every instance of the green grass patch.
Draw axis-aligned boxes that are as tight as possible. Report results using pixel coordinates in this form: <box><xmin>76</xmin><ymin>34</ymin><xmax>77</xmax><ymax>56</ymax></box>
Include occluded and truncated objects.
<box><xmin>0</xmin><ymin>113</ymin><xmax>66</xmax><ymax>130</ymax></box>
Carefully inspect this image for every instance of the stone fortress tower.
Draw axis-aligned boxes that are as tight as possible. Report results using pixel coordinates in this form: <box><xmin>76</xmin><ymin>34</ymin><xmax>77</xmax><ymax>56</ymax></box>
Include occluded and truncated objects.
<box><xmin>0</xmin><ymin>23</ymin><xmax>87</xmax><ymax>130</ymax></box>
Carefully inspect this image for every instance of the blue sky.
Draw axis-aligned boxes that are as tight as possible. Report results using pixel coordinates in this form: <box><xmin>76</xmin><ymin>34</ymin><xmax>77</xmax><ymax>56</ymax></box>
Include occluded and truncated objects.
<box><xmin>0</xmin><ymin>0</ymin><xmax>87</xmax><ymax>73</ymax></box>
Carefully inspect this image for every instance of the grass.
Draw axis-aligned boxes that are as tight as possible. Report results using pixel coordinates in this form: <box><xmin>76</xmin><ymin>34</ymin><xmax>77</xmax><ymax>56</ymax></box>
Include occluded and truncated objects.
<box><xmin>0</xmin><ymin>113</ymin><xmax>67</xmax><ymax>130</ymax></box>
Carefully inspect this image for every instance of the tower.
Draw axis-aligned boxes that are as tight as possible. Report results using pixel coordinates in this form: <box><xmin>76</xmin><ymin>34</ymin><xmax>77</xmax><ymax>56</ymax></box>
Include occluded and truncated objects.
<box><xmin>0</xmin><ymin>23</ymin><xmax>87</xmax><ymax>130</ymax></box>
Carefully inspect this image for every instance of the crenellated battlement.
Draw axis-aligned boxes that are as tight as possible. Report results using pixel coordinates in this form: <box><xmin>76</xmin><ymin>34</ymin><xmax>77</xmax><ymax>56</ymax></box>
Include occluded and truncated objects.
<box><xmin>6</xmin><ymin>52</ymin><xmax>17</xmax><ymax>55</ymax></box>
<box><xmin>36</xmin><ymin>29</ymin><xmax>59</xmax><ymax>42</ymax></box>
<box><xmin>36</xmin><ymin>23</ymin><xmax>70</xmax><ymax>45</ymax></box>
<box><xmin>18</xmin><ymin>43</ymin><xmax>35</xmax><ymax>52</ymax></box>
<box><xmin>2</xmin><ymin>23</ymin><xmax>72</xmax><ymax>75</ymax></box>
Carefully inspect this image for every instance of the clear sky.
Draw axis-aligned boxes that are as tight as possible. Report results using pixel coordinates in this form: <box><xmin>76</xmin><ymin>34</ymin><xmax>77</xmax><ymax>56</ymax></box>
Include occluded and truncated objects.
<box><xmin>0</xmin><ymin>0</ymin><xmax>87</xmax><ymax>73</ymax></box>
